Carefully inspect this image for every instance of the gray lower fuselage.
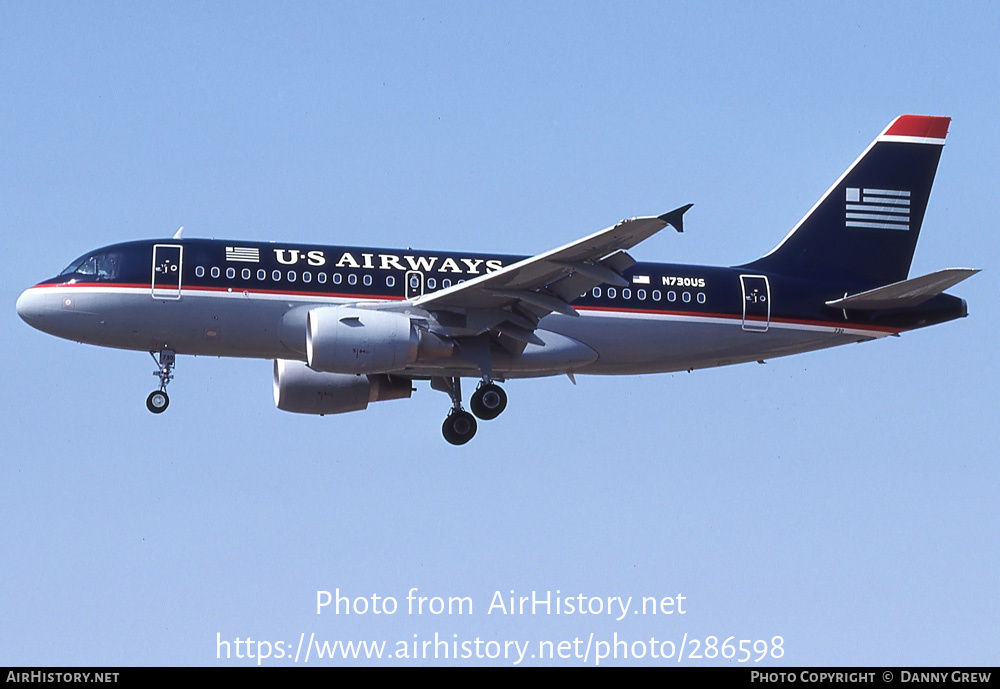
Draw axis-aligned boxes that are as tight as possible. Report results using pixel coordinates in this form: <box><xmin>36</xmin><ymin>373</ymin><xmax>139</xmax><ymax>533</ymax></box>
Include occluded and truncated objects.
<box><xmin>16</xmin><ymin>280</ymin><xmax>885</xmax><ymax>380</ymax></box>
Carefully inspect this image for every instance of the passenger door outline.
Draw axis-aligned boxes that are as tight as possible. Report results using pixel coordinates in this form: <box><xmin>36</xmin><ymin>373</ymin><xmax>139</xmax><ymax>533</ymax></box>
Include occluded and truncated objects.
<box><xmin>405</xmin><ymin>270</ymin><xmax>424</xmax><ymax>299</ymax></box>
<box><xmin>740</xmin><ymin>274</ymin><xmax>770</xmax><ymax>332</ymax></box>
<box><xmin>152</xmin><ymin>244</ymin><xmax>183</xmax><ymax>300</ymax></box>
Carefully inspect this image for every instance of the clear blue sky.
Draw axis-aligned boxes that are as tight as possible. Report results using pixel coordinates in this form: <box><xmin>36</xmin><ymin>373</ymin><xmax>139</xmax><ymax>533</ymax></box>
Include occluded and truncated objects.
<box><xmin>2</xmin><ymin>1</ymin><xmax>997</xmax><ymax>666</ymax></box>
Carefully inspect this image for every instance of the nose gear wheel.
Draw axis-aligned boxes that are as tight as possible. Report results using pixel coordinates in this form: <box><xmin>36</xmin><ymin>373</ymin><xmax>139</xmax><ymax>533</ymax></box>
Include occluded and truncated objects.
<box><xmin>147</xmin><ymin>349</ymin><xmax>175</xmax><ymax>414</ymax></box>
<box><xmin>146</xmin><ymin>390</ymin><xmax>169</xmax><ymax>413</ymax></box>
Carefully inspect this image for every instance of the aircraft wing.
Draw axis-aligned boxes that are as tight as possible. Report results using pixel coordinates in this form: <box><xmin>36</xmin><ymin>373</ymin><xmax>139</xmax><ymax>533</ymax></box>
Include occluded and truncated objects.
<box><xmin>409</xmin><ymin>205</ymin><xmax>692</xmax><ymax>345</ymax></box>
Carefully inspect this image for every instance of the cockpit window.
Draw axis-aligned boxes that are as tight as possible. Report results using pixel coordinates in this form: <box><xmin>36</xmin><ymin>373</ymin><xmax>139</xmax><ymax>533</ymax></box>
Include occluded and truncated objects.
<box><xmin>60</xmin><ymin>251</ymin><xmax>123</xmax><ymax>280</ymax></box>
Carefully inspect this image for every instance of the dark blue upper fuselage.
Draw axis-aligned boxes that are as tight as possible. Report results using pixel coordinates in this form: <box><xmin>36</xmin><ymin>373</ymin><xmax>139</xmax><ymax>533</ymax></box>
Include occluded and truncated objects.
<box><xmin>33</xmin><ymin>237</ymin><xmax>967</xmax><ymax>335</ymax></box>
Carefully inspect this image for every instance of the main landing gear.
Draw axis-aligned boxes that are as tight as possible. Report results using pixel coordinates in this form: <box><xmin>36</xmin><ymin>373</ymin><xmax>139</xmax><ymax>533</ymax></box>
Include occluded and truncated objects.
<box><xmin>146</xmin><ymin>349</ymin><xmax>175</xmax><ymax>414</ymax></box>
<box><xmin>442</xmin><ymin>408</ymin><xmax>477</xmax><ymax>446</ymax></box>
<box><xmin>433</xmin><ymin>377</ymin><xmax>508</xmax><ymax>445</ymax></box>
<box><xmin>470</xmin><ymin>381</ymin><xmax>507</xmax><ymax>420</ymax></box>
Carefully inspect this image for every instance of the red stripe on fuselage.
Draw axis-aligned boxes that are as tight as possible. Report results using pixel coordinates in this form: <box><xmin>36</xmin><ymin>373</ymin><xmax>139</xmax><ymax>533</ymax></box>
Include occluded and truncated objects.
<box><xmin>31</xmin><ymin>281</ymin><xmax>151</xmax><ymax>290</ymax></box>
<box><xmin>574</xmin><ymin>304</ymin><xmax>902</xmax><ymax>334</ymax></box>
<box><xmin>28</xmin><ymin>282</ymin><xmax>903</xmax><ymax>335</ymax></box>
<box><xmin>182</xmin><ymin>284</ymin><xmax>407</xmax><ymax>300</ymax></box>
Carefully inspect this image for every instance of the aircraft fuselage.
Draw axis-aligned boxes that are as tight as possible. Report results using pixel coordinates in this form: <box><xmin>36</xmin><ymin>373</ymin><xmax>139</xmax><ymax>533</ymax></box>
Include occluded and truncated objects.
<box><xmin>16</xmin><ymin>237</ymin><xmax>966</xmax><ymax>379</ymax></box>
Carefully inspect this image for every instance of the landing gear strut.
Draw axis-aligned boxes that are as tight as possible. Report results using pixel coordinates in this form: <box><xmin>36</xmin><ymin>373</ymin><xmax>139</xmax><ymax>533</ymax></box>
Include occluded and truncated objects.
<box><xmin>432</xmin><ymin>376</ymin><xmax>478</xmax><ymax>445</ymax></box>
<box><xmin>146</xmin><ymin>349</ymin><xmax>175</xmax><ymax>414</ymax></box>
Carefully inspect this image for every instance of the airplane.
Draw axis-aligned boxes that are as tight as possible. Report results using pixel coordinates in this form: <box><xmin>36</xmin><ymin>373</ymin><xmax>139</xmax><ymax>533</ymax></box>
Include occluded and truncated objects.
<box><xmin>16</xmin><ymin>115</ymin><xmax>978</xmax><ymax>445</ymax></box>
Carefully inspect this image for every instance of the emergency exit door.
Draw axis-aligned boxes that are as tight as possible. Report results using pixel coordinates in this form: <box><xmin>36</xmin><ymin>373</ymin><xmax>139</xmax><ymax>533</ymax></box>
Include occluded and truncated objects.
<box><xmin>152</xmin><ymin>244</ymin><xmax>183</xmax><ymax>300</ymax></box>
<box><xmin>740</xmin><ymin>274</ymin><xmax>770</xmax><ymax>332</ymax></box>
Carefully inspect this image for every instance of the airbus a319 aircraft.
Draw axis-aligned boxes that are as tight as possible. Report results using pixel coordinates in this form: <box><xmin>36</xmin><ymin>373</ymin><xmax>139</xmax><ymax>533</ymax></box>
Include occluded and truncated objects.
<box><xmin>17</xmin><ymin>115</ymin><xmax>977</xmax><ymax>444</ymax></box>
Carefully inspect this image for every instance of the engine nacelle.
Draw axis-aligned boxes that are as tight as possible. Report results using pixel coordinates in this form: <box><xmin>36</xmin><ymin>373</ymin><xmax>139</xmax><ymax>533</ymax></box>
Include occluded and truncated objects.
<box><xmin>273</xmin><ymin>360</ymin><xmax>412</xmax><ymax>415</ymax></box>
<box><xmin>306</xmin><ymin>306</ymin><xmax>415</xmax><ymax>374</ymax></box>
<box><xmin>306</xmin><ymin>306</ymin><xmax>453</xmax><ymax>374</ymax></box>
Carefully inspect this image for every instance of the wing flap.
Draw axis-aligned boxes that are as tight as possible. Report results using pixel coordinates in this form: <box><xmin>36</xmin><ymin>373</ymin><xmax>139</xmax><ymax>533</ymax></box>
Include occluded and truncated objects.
<box><xmin>488</xmin><ymin>288</ymin><xmax>579</xmax><ymax>317</ymax></box>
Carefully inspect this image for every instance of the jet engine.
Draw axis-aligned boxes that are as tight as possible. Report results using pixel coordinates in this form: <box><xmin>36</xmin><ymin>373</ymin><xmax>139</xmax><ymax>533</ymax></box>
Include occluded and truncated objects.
<box><xmin>305</xmin><ymin>306</ymin><xmax>453</xmax><ymax>374</ymax></box>
<box><xmin>273</xmin><ymin>359</ymin><xmax>413</xmax><ymax>415</ymax></box>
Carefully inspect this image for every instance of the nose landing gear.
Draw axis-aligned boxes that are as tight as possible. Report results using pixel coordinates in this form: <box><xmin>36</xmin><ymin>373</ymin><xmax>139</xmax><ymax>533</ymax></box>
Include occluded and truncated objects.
<box><xmin>146</xmin><ymin>389</ymin><xmax>169</xmax><ymax>414</ymax></box>
<box><xmin>146</xmin><ymin>349</ymin><xmax>175</xmax><ymax>414</ymax></box>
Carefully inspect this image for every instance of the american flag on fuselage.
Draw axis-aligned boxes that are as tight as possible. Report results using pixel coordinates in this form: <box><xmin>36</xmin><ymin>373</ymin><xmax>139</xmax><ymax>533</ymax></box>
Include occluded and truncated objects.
<box><xmin>225</xmin><ymin>246</ymin><xmax>260</xmax><ymax>263</ymax></box>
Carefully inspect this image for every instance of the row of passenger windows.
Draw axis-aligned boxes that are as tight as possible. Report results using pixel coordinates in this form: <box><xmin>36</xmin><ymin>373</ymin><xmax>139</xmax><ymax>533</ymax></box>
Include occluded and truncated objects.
<box><xmin>193</xmin><ymin>266</ymin><xmax>464</xmax><ymax>290</ymax></box>
<box><xmin>192</xmin><ymin>265</ymin><xmax>707</xmax><ymax>305</ymax></box>
<box><xmin>592</xmin><ymin>286</ymin><xmax>707</xmax><ymax>304</ymax></box>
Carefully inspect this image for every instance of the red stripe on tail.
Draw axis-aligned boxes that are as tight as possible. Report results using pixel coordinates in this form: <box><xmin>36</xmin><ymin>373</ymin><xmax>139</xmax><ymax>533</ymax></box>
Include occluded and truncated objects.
<box><xmin>885</xmin><ymin>115</ymin><xmax>950</xmax><ymax>139</ymax></box>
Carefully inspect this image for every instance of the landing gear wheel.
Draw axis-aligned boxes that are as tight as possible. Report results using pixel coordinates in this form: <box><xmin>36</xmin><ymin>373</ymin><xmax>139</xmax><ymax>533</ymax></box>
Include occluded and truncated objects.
<box><xmin>148</xmin><ymin>349</ymin><xmax>175</xmax><ymax>414</ymax></box>
<box><xmin>470</xmin><ymin>383</ymin><xmax>507</xmax><ymax>420</ymax></box>
<box><xmin>146</xmin><ymin>390</ymin><xmax>170</xmax><ymax>414</ymax></box>
<box><xmin>442</xmin><ymin>410</ymin><xmax>477</xmax><ymax>445</ymax></box>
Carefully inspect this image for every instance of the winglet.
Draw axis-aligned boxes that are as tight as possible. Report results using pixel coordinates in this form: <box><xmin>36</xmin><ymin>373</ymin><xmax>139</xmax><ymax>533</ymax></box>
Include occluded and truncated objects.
<box><xmin>659</xmin><ymin>204</ymin><xmax>693</xmax><ymax>233</ymax></box>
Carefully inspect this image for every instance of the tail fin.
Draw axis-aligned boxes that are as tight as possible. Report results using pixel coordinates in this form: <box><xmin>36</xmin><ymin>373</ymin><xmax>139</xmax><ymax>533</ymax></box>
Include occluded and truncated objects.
<box><xmin>744</xmin><ymin>115</ymin><xmax>950</xmax><ymax>287</ymax></box>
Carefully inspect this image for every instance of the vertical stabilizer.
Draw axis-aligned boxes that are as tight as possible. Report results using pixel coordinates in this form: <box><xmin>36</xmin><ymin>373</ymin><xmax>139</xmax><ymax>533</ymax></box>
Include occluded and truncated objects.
<box><xmin>744</xmin><ymin>115</ymin><xmax>949</xmax><ymax>287</ymax></box>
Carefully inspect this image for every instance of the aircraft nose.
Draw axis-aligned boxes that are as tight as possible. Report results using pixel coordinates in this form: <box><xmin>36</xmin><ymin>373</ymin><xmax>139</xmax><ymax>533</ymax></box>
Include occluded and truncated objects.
<box><xmin>16</xmin><ymin>287</ymin><xmax>48</xmax><ymax>327</ymax></box>
<box><xmin>17</xmin><ymin>288</ymin><xmax>36</xmax><ymax>323</ymax></box>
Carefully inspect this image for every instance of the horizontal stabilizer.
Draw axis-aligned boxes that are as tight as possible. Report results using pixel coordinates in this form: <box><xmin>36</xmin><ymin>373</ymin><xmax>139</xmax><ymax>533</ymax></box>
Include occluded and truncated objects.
<box><xmin>825</xmin><ymin>268</ymin><xmax>979</xmax><ymax>310</ymax></box>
